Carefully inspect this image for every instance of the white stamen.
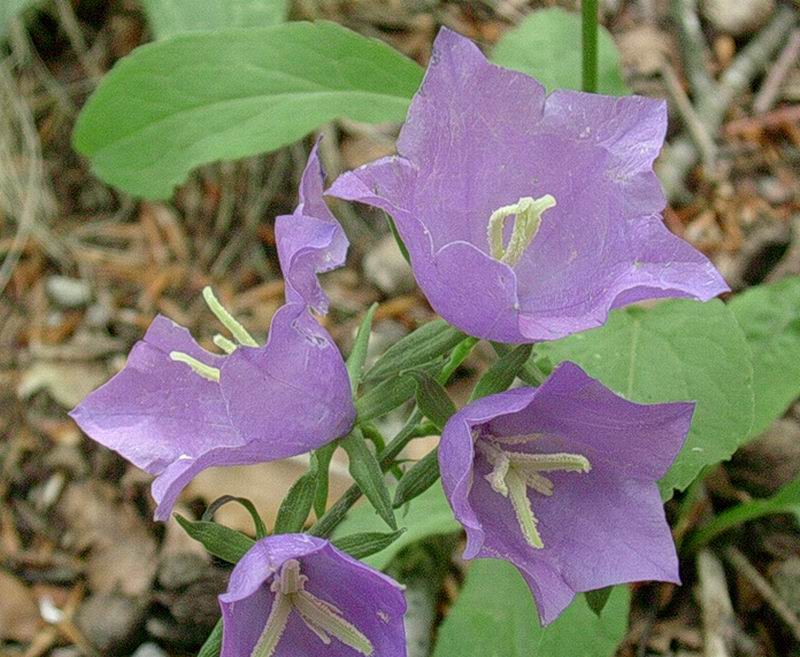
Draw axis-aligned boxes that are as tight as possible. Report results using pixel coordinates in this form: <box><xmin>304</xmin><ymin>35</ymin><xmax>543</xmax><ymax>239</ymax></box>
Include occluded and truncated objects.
<box><xmin>213</xmin><ymin>333</ymin><xmax>237</xmax><ymax>354</ymax></box>
<box><xmin>508</xmin><ymin>452</ymin><xmax>591</xmax><ymax>473</ymax></box>
<box><xmin>203</xmin><ymin>286</ymin><xmax>259</xmax><ymax>347</ymax></box>
<box><xmin>505</xmin><ymin>469</ymin><xmax>544</xmax><ymax>549</ymax></box>
<box><xmin>169</xmin><ymin>352</ymin><xmax>220</xmax><ymax>382</ymax></box>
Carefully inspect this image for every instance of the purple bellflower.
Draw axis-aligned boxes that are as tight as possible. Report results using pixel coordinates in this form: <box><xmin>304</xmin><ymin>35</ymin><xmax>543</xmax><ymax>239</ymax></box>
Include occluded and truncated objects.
<box><xmin>439</xmin><ymin>361</ymin><xmax>693</xmax><ymax>624</ymax></box>
<box><xmin>219</xmin><ymin>534</ymin><xmax>407</xmax><ymax>657</ymax></box>
<box><xmin>69</xmin><ymin>143</ymin><xmax>355</xmax><ymax>521</ymax></box>
<box><xmin>328</xmin><ymin>28</ymin><xmax>728</xmax><ymax>343</ymax></box>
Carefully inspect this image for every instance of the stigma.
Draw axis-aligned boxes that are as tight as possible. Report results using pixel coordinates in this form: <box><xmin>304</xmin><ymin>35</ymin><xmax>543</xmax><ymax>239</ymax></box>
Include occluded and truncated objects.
<box><xmin>487</xmin><ymin>195</ymin><xmax>557</xmax><ymax>266</ymax></box>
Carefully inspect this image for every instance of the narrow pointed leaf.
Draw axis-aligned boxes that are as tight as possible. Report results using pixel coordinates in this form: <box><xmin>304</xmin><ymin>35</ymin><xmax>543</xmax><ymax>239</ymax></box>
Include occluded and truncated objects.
<box><xmin>174</xmin><ymin>515</ymin><xmax>254</xmax><ymax>563</ymax></box>
<box><xmin>313</xmin><ymin>442</ymin><xmax>337</xmax><ymax>519</ymax></box>
<box><xmin>356</xmin><ymin>360</ymin><xmax>442</xmax><ymax>422</ymax></box>
<box><xmin>365</xmin><ymin>319</ymin><xmax>465</xmax><ymax>382</ymax></box>
<box><xmin>197</xmin><ymin>618</ymin><xmax>223</xmax><ymax>657</ymax></box>
<box><xmin>411</xmin><ymin>371</ymin><xmax>456</xmax><ymax>431</ymax></box>
<box><xmin>202</xmin><ymin>495</ymin><xmax>267</xmax><ymax>539</ymax></box>
<box><xmin>393</xmin><ymin>448</ymin><xmax>440</xmax><ymax>508</ymax></box>
<box><xmin>341</xmin><ymin>430</ymin><xmax>397</xmax><ymax>530</ymax></box>
<box><xmin>332</xmin><ymin>529</ymin><xmax>406</xmax><ymax>560</ymax></box>
<box><xmin>274</xmin><ymin>459</ymin><xmax>319</xmax><ymax>534</ymax></box>
<box><xmin>470</xmin><ymin>343</ymin><xmax>533</xmax><ymax>401</ymax></box>
<box><xmin>347</xmin><ymin>303</ymin><xmax>378</xmax><ymax>393</ymax></box>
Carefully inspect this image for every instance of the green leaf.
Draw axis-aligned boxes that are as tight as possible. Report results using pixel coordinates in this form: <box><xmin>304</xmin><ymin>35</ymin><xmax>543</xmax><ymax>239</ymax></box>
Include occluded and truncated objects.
<box><xmin>432</xmin><ymin>560</ymin><xmax>629</xmax><ymax>657</ymax></box>
<box><xmin>585</xmin><ymin>586</ymin><xmax>614</xmax><ymax>617</ymax></box>
<box><xmin>687</xmin><ymin>473</ymin><xmax>800</xmax><ymax>552</ymax></box>
<box><xmin>202</xmin><ymin>494</ymin><xmax>267</xmax><ymax>538</ymax></box>
<box><xmin>365</xmin><ymin>319</ymin><xmax>465</xmax><ymax>383</ymax></box>
<box><xmin>273</xmin><ymin>459</ymin><xmax>318</xmax><ymax>534</ymax></box>
<box><xmin>73</xmin><ymin>21</ymin><xmax>423</xmax><ymax>199</ymax></box>
<box><xmin>347</xmin><ymin>303</ymin><xmax>378</xmax><ymax>394</ymax></box>
<box><xmin>341</xmin><ymin>430</ymin><xmax>397</xmax><ymax>530</ymax></box>
<box><xmin>356</xmin><ymin>360</ymin><xmax>442</xmax><ymax>422</ymax></box>
<box><xmin>331</xmin><ymin>529</ymin><xmax>405</xmax><ymax>560</ymax></box>
<box><xmin>197</xmin><ymin>618</ymin><xmax>223</xmax><ymax>657</ymax></box>
<box><xmin>410</xmin><ymin>371</ymin><xmax>457</xmax><ymax>431</ymax></box>
<box><xmin>538</xmin><ymin>299</ymin><xmax>754</xmax><ymax>497</ymax></box>
<box><xmin>174</xmin><ymin>515</ymin><xmax>254</xmax><ymax>563</ymax></box>
<box><xmin>141</xmin><ymin>0</ymin><xmax>287</xmax><ymax>40</ymax></box>
<box><xmin>313</xmin><ymin>442</ymin><xmax>338</xmax><ymax>519</ymax></box>
<box><xmin>470</xmin><ymin>344</ymin><xmax>533</xmax><ymax>401</ymax></box>
<box><xmin>491</xmin><ymin>7</ymin><xmax>629</xmax><ymax>95</ymax></box>
<box><xmin>729</xmin><ymin>276</ymin><xmax>800</xmax><ymax>438</ymax></box>
<box><xmin>393</xmin><ymin>447</ymin><xmax>440</xmax><ymax>508</ymax></box>
<box><xmin>332</xmin><ymin>481</ymin><xmax>460</xmax><ymax>570</ymax></box>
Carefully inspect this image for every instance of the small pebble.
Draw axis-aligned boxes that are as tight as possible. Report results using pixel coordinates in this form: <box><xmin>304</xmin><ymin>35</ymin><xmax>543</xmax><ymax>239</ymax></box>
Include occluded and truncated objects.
<box><xmin>131</xmin><ymin>642</ymin><xmax>168</xmax><ymax>657</ymax></box>
<box><xmin>76</xmin><ymin>593</ymin><xmax>145</xmax><ymax>654</ymax></box>
<box><xmin>45</xmin><ymin>276</ymin><xmax>92</xmax><ymax>308</ymax></box>
<box><xmin>701</xmin><ymin>0</ymin><xmax>774</xmax><ymax>36</ymax></box>
<box><xmin>363</xmin><ymin>234</ymin><xmax>415</xmax><ymax>296</ymax></box>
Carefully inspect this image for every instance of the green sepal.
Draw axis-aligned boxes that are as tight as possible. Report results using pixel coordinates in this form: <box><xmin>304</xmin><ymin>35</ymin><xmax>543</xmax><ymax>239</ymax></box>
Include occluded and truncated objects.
<box><xmin>313</xmin><ymin>442</ymin><xmax>338</xmax><ymax>519</ymax></box>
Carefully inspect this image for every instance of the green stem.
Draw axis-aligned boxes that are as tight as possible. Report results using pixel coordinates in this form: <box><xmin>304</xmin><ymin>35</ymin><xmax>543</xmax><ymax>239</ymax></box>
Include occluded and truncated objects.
<box><xmin>309</xmin><ymin>336</ymin><xmax>479</xmax><ymax>538</ymax></box>
<box><xmin>581</xmin><ymin>0</ymin><xmax>599</xmax><ymax>93</ymax></box>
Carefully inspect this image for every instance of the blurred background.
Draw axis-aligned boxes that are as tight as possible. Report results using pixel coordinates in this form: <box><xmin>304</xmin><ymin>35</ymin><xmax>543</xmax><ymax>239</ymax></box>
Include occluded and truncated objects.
<box><xmin>1</xmin><ymin>1</ymin><xmax>799</xmax><ymax>655</ymax></box>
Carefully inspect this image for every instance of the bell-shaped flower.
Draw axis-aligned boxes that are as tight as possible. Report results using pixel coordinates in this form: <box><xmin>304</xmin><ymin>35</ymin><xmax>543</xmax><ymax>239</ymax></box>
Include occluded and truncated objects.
<box><xmin>328</xmin><ymin>28</ymin><xmax>728</xmax><ymax>343</ymax></box>
<box><xmin>69</xmin><ymin>143</ymin><xmax>355</xmax><ymax>520</ymax></box>
<box><xmin>439</xmin><ymin>361</ymin><xmax>693</xmax><ymax>624</ymax></box>
<box><xmin>219</xmin><ymin>534</ymin><xmax>406</xmax><ymax>657</ymax></box>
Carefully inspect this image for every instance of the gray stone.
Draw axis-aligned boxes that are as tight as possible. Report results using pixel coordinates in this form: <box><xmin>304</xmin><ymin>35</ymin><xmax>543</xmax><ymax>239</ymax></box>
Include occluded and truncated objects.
<box><xmin>45</xmin><ymin>276</ymin><xmax>92</xmax><ymax>308</ymax></box>
<box><xmin>701</xmin><ymin>0</ymin><xmax>774</xmax><ymax>36</ymax></box>
<box><xmin>363</xmin><ymin>234</ymin><xmax>415</xmax><ymax>296</ymax></box>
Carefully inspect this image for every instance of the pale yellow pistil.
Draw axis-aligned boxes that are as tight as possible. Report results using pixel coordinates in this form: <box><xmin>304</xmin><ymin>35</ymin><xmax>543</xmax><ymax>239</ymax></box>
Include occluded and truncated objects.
<box><xmin>479</xmin><ymin>439</ymin><xmax>591</xmax><ymax>549</ymax></box>
<box><xmin>487</xmin><ymin>195</ymin><xmax>557</xmax><ymax>266</ymax></box>
<box><xmin>251</xmin><ymin>560</ymin><xmax>374</xmax><ymax>657</ymax></box>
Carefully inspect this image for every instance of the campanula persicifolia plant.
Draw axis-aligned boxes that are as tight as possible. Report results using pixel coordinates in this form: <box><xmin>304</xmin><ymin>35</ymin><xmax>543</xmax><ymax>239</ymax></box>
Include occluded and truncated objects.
<box><xmin>65</xmin><ymin>7</ymin><xmax>767</xmax><ymax>657</ymax></box>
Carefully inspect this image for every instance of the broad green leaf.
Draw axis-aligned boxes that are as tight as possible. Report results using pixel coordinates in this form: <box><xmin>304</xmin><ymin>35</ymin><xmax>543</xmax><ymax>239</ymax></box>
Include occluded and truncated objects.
<box><xmin>491</xmin><ymin>8</ymin><xmax>629</xmax><ymax>95</ymax></box>
<box><xmin>332</xmin><ymin>481</ymin><xmax>459</xmax><ymax>570</ymax></box>
<box><xmin>687</xmin><ymin>472</ymin><xmax>800</xmax><ymax>552</ymax></box>
<box><xmin>538</xmin><ymin>299</ymin><xmax>754</xmax><ymax>497</ymax></box>
<box><xmin>585</xmin><ymin>586</ymin><xmax>613</xmax><ymax>617</ymax></box>
<box><xmin>729</xmin><ymin>277</ymin><xmax>800</xmax><ymax>438</ymax></box>
<box><xmin>141</xmin><ymin>0</ymin><xmax>287</xmax><ymax>40</ymax></box>
<box><xmin>432</xmin><ymin>559</ymin><xmax>629</xmax><ymax>657</ymax></box>
<box><xmin>365</xmin><ymin>319</ymin><xmax>465</xmax><ymax>383</ymax></box>
<box><xmin>174</xmin><ymin>515</ymin><xmax>254</xmax><ymax>563</ymax></box>
<box><xmin>73</xmin><ymin>21</ymin><xmax>423</xmax><ymax>199</ymax></box>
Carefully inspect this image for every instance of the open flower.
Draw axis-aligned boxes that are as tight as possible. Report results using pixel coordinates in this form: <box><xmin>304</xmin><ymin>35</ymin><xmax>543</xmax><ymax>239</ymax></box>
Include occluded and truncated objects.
<box><xmin>328</xmin><ymin>28</ymin><xmax>728</xmax><ymax>343</ymax></box>
<box><xmin>219</xmin><ymin>534</ymin><xmax>406</xmax><ymax>657</ymax></box>
<box><xmin>439</xmin><ymin>361</ymin><xmax>693</xmax><ymax>624</ymax></box>
<box><xmin>69</xmin><ymin>143</ymin><xmax>355</xmax><ymax>520</ymax></box>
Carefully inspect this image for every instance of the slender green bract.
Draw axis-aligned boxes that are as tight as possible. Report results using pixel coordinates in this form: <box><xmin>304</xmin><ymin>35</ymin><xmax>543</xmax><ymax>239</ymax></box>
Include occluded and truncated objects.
<box><xmin>73</xmin><ymin>21</ymin><xmax>423</xmax><ymax>198</ymax></box>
